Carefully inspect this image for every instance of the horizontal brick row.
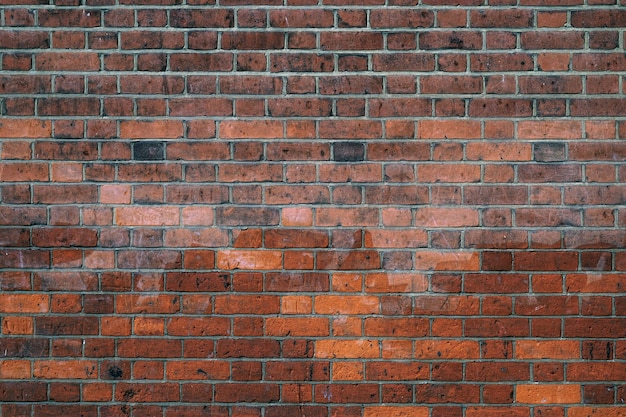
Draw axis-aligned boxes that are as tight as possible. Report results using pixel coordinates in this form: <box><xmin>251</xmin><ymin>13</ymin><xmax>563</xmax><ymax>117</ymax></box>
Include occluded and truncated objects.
<box><xmin>2</xmin><ymin>8</ymin><xmax>625</xmax><ymax>27</ymax></box>
<box><xmin>2</xmin><ymin>120</ymin><xmax>626</xmax><ymax>141</ymax></box>
<box><xmin>3</xmin><ymin>75</ymin><xmax>625</xmax><ymax>95</ymax></box>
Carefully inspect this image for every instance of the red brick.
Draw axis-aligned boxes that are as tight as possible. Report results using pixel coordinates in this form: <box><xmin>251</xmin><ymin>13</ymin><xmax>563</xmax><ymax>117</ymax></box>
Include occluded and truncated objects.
<box><xmin>370</xmin><ymin>98</ymin><xmax>430</xmax><ymax>117</ymax></box>
<box><xmin>270</xmin><ymin>9</ymin><xmax>333</xmax><ymax>27</ymax></box>
<box><xmin>364</xmin><ymin>273</ymin><xmax>428</xmax><ymax>293</ymax></box>
<box><xmin>120</xmin><ymin>120</ymin><xmax>183</xmax><ymax>139</ymax></box>
<box><xmin>216</xmin><ymin>339</ymin><xmax>280</xmax><ymax>358</ymax></box>
<box><xmin>420</xmin><ymin>32</ymin><xmax>482</xmax><ymax>50</ymax></box>
<box><xmin>315</xmin><ymin>340</ymin><xmax>379</xmax><ymax>359</ymax></box>
<box><xmin>214</xmin><ymin>295</ymin><xmax>279</xmax><ymax>315</ymax></box>
<box><xmin>571</xmin><ymin>9</ymin><xmax>626</xmax><ymax>27</ymax></box>
<box><xmin>266</xmin><ymin>318</ymin><xmax>329</xmax><ymax>336</ymax></box>
<box><xmin>222</xmin><ymin>32</ymin><xmax>284</xmax><ymax>50</ymax></box>
<box><xmin>321</xmin><ymin>32</ymin><xmax>383</xmax><ymax>50</ymax></box>
<box><xmin>471</xmin><ymin>53</ymin><xmax>533</xmax><ymax>72</ymax></box>
<box><xmin>365</xmin><ymin>318</ymin><xmax>429</xmax><ymax>337</ymax></box>
<box><xmin>564</xmin><ymin>318</ymin><xmax>626</xmax><ymax>338</ymax></box>
<box><xmin>170</xmin><ymin>9</ymin><xmax>234</xmax><ymax>27</ymax></box>
<box><xmin>471</xmin><ymin>9</ymin><xmax>533</xmax><ymax>27</ymax></box>
<box><xmin>319</xmin><ymin>120</ymin><xmax>382</xmax><ymax>140</ymax></box>
<box><xmin>415</xmin><ymin>340</ymin><xmax>480</xmax><ymax>359</ymax></box>
<box><xmin>465</xmin><ymin>318</ymin><xmax>529</xmax><ymax>337</ymax></box>
<box><xmin>522</xmin><ymin>31</ymin><xmax>584</xmax><ymax>50</ymax></box>
<box><xmin>469</xmin><ymin>98</ymin><xmax>533</xmax><ymax>117</ymax></box>
<box><xmin>466</xmin><ymin>408</ymin><xmax>530</xmax><ymax>417</ymax></box>
<box><xmin>373</xmin><ymin>53</ymin><xmax>435</xmax><ymax>71</ymax></box>
<box><xmin>568</xmin><ymin>408</ymin><xmax>626</xmax><ymax>417</ymax></box>
<box><xmin>0</xmin><ymin>119</ymin><xmax>51</xmax><ymax>138</ymax></box>
<box><xmin>371</xmin><ymin>9</ymin><xmax>433</xmax><ymax>27</ymax></box>
<box><xmin>171</xmin><ymin>53</ymin><xmax>233</xmax><ymax>72</ymax></box>
<box><xmin>271</xmin><ymin>53</ymin><xmax>334</xmax><ymax>72</ymax></box>
<box><xmin>36</xmin><ymin>52</ymin><xmax>100</xmax><ymax>71</ymax></box>
<box><xmin>516</xmin><ymin>340</ymin><xmax>579</xmax><ymax>359</ymax></box>
<box><xmin>414</xmin><ymin>383</ymin><xmax>479</xmax><ymax>403</ymax></box>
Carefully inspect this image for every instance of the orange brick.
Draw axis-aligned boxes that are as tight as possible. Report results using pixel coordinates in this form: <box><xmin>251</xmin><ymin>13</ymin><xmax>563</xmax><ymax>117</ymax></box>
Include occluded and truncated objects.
<box><xmin>34</xmin><ymin>360</ymin><xmax>98</xmax><ymax>379</ymax></box>
<box><xmin>101</xmin><ymin>317</ymin><xmax>132</xmax><ymax>336</ymax></box>
<box><xmin>518</xmin><ymin>120</ymin><xmax>582</xmax><ymax>139</ymax></box>
<box><xmin>414</xmin><ymin>208</ymin><xmax>479</xmax><ymax>227</ymax></box>
<box><xmin>217</xmin><ymin>250</ymin><xmax>282</xmax><ymax>270</ymax></box>
<box><xmin>516</xmin><ymin>384</ymin><xmax>581</xmax><ymax>404</ymax></box>
<box><xmin>364</xmin><ymin>406</ymin><xmax>429</xmax><ymax>417</ymax></box>
<box><xmin>100</xmin><ymin>185</ymin><xmax>131</xmax><ymax>204</ymax></box>
<box><xmin>1</xmin><ymin>316</ymin><xmax>33</xmax><ymax>335</ymax></box>
<box><xmin>0</xmin><ymin>119</ymin><xmax>51</xmax><ymax>138</ymax></box>
<box><xmin>214</xmin><ymin>295</ymin><xmax>279</xmax><ymax>315</ymax></box>
<box><xmin>166</xmin><ymin>360</ymin><xmax>230</xmax><ymax>380</ymax></box>
<box><xmin>465</xmin><ymin>142</ymin><xmax>532</xmax><ymax>161</ymax></box>
<box><xmin>414</xmin><ymin>340</ymin><xmax>481</xmax><ymax>359</ymax></box>
<box><xmin>265</xmin><ymin>317</ymin><xmax>329</xmax><ymax>337</ymax></box>
<box><xmin>281</xmin><ymin>207</ymin><xmax>313</xmax><ymax>226</ymax></box>
<box><xmin>120</xmin><ymin>120</ymin><xmax>183</xmax><ymax>139</ymax></box>
<box><xmin>418</xmin><ymin>120</ymin><xmax>481</xmax><ymax>139</ymax></box>
<box><xmin>181</xmin><ymin>207</ymin><xmax>214</xmax><ymax>226</ymax></box>
<box><xmin>167</xmin><ymin>317</ymin><xmax>229</xmax><ymax>336</ymax></box>
<box><xmin>419</xmin><ymin>164</ymin><xmax>481</xmax><ymax>183</ymax></box>
<box><xmin>82</xmin><ymin>383</ymin><xmax>113</xmax><ymax>402</ymax></box>
<box><xmin>315</xmin><ymin>339</ymin><xmax>379</xmax><ymax>359</ymax></box>
<box><xmin>220</xmin><ymin>120</ymin><xmax>283</xmax><ymax>139</ymax></box>
<box><xmin>0</xmin><ymin>360</ymin><xmax>31</xmax><ymax>379</ymax></box>
<box><xmin>515</xmin><ymin>340</ymin><xmax>579</xmax><ymax>359</ymax></box>
<box><xmin>365</xmin><ymin>318</ymin><xmax>428</xmax><ymax>337</ymax></box>
<box><xmin>281</xmin><ymin>295</ymin><xmax>312</xmax><ymax>314</ymax></box>
<box><xmin>332</xmin><ymin>273</ymin><xmax>363</xmax><ymax>292</ymax></box>
<box><xmin>115</xmin><ymin>206</ymin><xmax>179</xmax><ymax>226</ymax></box>
<box><xmin>537</xmin><ymin>53</ymin><xmax>571</xmax><ymax>71</ymax></box>
<box><xmin>414</xmin><ymin>251</ymin><xmax>480</xmax><ymax>271</ymax></box>
<box><xmin>332</xmin><ymin>362</ymin><xmax>364</xmax><ymax>381</ymax></box>
<box><xmin>315</xmin><ymin>295</ymin><xmax>379</xmax><ymax>315</ymax></box>
<box><xmin>382</xmin><ymin>340</ymin><xmax>413</xmax><ymax>359</ymax></box>
<box><xmin>0</xmin><ymin>294</ymin><xmax>48</xmax><ymax>313</ymax></box>
<box><xmin>133</xmin><ymin>317</ymin><xmax>164</xmax><ymax>336</ymax></box>
<box><xmin>466</xmin><ymin>407</ymin><xmax>531</xmax><ymax>417</ymax></box>
<box><xmin>365</xmin><ymin>273</ymin><xmax>428</xmax><ymax>293</ymax></box>
<box><xmin>332</xmin><ymin>316</ymin><xmax>362</xmax><ymax>337</ymax></box>
<box><xmin>364</xmin><ymin>229</ymin><xmax>428</xmax><ymax>248</ymax></box>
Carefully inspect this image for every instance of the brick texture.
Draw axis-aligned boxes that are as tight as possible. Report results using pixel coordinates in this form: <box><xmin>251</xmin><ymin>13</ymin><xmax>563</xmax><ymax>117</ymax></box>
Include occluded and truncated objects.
<box><xmin>0</xmin><ymin>1</ymin><xmax>625</xmax><ymax>416</ymax></box>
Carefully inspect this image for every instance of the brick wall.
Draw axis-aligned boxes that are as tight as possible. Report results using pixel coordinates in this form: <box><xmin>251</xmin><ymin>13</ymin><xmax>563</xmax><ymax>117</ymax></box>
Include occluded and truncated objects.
<box><xmin>1</xmin><ymin>0</ymin><xmax>626</xmax><ymax>415</ymax></box>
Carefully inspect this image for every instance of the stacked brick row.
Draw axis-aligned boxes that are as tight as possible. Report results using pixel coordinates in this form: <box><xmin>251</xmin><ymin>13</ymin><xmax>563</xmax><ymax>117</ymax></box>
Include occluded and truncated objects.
<box><xmin>0</xmin><ymin>1</ymin><xmax>625</xmax><ymax>416</ymax></box>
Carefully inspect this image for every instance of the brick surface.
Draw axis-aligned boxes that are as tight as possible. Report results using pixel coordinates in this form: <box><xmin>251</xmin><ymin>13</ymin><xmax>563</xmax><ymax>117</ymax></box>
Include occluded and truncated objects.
<box><xmin>0</xmin><ymin>1</ymin><xmax>623</xmax><ymax>415</ymax></box>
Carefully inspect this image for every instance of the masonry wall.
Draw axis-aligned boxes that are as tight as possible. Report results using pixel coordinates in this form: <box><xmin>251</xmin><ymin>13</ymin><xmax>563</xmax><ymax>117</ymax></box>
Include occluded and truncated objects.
<box><xmin>1</xmin><ymin>1</ymin><xmax>626</xmax><ymax>416</ymax></box>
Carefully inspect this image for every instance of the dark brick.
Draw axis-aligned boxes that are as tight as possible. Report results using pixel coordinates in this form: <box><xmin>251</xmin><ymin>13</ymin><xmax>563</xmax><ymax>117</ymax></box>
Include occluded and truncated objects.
<box><xmin>334</xmin><ymin>142</ymin><xmax>365</xmax><ymax>162</ymax></box>
<box><xmin>534</xmin><ymin>142</ymin><xmax>566</xmax><ymax>162</ymax></box>
<box><xmin>133</xmin><ymin>141</ymin><xmax>165</xmax><ymax>161</ymax></box>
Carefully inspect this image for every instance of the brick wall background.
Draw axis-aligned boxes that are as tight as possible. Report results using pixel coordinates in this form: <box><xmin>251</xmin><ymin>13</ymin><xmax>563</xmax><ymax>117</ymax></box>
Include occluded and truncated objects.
<box><xmin>1</xmin><ymin>0</ymin><xmax>626</xmax><ymax>416</ymax></box>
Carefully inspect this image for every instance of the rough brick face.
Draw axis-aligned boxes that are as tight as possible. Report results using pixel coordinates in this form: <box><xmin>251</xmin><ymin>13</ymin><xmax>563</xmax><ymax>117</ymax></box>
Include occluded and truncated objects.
<box><xmin>0</xmin><ymin>1</ymin><xmax>624</xmax><ymax>416</ymax></box>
